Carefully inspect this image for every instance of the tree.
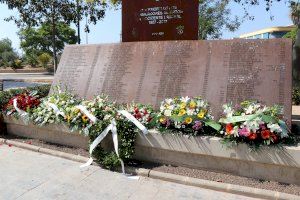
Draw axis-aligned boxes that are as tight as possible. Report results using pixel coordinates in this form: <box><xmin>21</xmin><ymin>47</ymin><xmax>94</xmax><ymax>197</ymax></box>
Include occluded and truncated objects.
<box><xmin>289</xmin><ymin>1</ymin><xmax>300</xmax><ymax>87</ymax></box>
<box><xmin>19</xmin><ymin>22</ymin><xmax>77</xmax><ymax>61</ymax></box>
<box><xmin>0</xmin><ymin>38</ymin><xmax>18</xmax><ymax>68</ymax></box>
<box><xmin>38</xmin><ymin>53</ymin><xmax>52</xmax><ymax>68</ymax></box>
<box><xmin>284</xmin><ymin>27</ymin><xmax>298</xmax><ymax>43</ymax></box>
<box><xmin>0</xmin><ymin>0</ymin><xmax>107</xmax><ymax>72</ymax></box>
<box><xmin>198</xmin><ymin>0</ymin><xmax>241</xmax><ymax>39</ymax></box>
<box><xmin>73</xmin><ymin>0</ymin><xmax>109</xmax><ymax>44</ymax></box>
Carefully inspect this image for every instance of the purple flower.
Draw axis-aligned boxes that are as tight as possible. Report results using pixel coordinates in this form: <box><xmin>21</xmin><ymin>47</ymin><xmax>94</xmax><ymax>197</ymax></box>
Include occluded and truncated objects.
<box><xmin>234</xmin><ymin>104</ymin><xmax>241</xmax><ymax>110</ymax></box>
<box><xmin>192</xmin><ymin>121</ymin><xmax>203</xmax><ymax>131</ymax></box>
<box><xmin>238</xmin><ymin>127</ymin><xmax>251</xmax><ymax>137</ymax></box>
<box><xmin>259</xmin><ymin>124</ymin><xmax>267</xmax><ymax>130</ymax></box>
<box><xmin>166</xmin><ymin>119</ymin><xmax>171</xmax><ymax>127</ymax></box>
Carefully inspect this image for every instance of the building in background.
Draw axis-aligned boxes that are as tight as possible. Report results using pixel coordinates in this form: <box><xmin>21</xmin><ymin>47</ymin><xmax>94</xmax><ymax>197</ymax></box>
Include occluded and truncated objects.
<box><xmin>239</xmin><ymin>25</ymin><xmax>296</xmax><ymax>39</ymax></box>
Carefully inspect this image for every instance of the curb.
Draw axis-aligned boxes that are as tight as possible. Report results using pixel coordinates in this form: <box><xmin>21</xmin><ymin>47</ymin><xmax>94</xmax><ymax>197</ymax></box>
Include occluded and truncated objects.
<box><xmin>147</xmin><ymin>170</ymin><xmax>300</xmax><ymax>200</ymax></box>
<box><xmin>4</xmin><ymin>139</ymin><xmax>89</xmax><ymax>164</ymax></box>
<box><xmin>2</xmin><ymin>139</ymin><xmax>299</xmax><ymax>200</ymax></box>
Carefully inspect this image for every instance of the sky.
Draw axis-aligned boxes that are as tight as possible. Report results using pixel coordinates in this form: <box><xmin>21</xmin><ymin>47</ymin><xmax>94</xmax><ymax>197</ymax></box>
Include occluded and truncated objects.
<box><xmin>0</xmin><ymin>1</ymin><xmax>293</xmax><ymax>53</ymax></box>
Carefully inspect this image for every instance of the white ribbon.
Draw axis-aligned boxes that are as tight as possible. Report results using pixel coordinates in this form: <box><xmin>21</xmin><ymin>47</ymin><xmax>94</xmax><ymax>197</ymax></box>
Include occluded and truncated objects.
<box><xmin>76</xmin><ymin>105</ymin><xmax>124</xmax><ymax>173</ymax></box>
<box><xmin>75</xmin><ymin>105</ymin><xmax>97</xmax><ymax>123</ymax></box>
<box><xmin>111</xmin><ymin>119</ymin><xmax>125</xmax><ymax>174</ymax></box>
<box><xmin>13</xmin><ymin>99</ymin><xmax>28</xmax><ymax>117</ymax></box>
<box><xmin>80</xmin><ymin>119</ymin><xmax>125</xmax><ymax>174</ymax></box>
<box><xmin>118</xmin><ymin>110</ymin><xmax>149</xmax><ymax>135</ymax></box>
<box><xmin>47</xmin><ymin>102</ymin><xmax>66</xmax><ymax>118</ymax></box>
<box><xmin>79</xmin><ymin>106</ymin><xmax>148</xmax><ymax>175</ymax></box>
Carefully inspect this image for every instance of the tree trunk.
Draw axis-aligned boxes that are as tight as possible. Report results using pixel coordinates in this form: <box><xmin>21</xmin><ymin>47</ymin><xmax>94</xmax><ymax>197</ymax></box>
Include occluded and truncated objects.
<box><xmin>51</xmin><ymin>3</ymin><xmax>58</xmax><ymax>73</ymax></box>
<box><xmin>76</xmin><ymin>0</ymin><xmax>81</xmax><ymax>44</ymax></box>
<box><xmin>294</xmin><ymin>26</ymin><xmax>300</xmax><ymax>87</ymax></box>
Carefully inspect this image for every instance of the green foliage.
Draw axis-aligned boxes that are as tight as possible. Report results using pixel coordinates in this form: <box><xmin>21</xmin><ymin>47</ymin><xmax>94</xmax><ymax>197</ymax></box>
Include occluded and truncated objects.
<box><xmin>0</xmin><ymin>38</ymin><xmax>19</xmax><ymax>68</ymax></box>
<box><xmin>24</xmin><ymin>52</ymin><xmax>39</xmax><ymax>68</ymax></box>
<box><xmin>89</xmin><ymin>118</ymin><xmax>137</xmax><ymax>170</ymax></box>
<box><xmin>198</xmin><ymin>0</ymin><xmax>241</xmax><ymax>39</ymax></box>
<box><xmin>19</xmin><ymin>22</ymin><xmax>77</xmax><ymax>59</ymax></box>
<box><xmin>12</xmin><ymin>59</ymin><xmax>23</xmax><ymax>69</ymax></box>
<box><xmin>38</xmin><ymin>53</ymin><xmax>52</xmax><ymax>68</ymax></box>
<box><xmin>101</xmin><ymin>152</ymin><xmax>120</xmax><ymax>170</ymax></box>
<box><xmin>0</xmin><ymin>0</ymin><xmax>107</xmax><ymax>28</ymax></box>
<box><xmin>0</xmin><ymin>38</ymin><xmax>13</xmax><ymax>52</ymax></box>
<box><xmin>284</xmin><ymin>28</ymin><xmax>298</xmax><ymax>44</ymax></box>
<box><xmin>293</xmin><ymin>87</ymin><xmax>300</xmax><ymax>105</ymax></box>
<box><xmin>0</xmin><ymin>84</ymin><xmax>51</xmax><ymax>110</ymax></box>
<box><xmin>0</xmin><ymin>0</ymin><xmax>107</xmax><ymax>70</ymax></box>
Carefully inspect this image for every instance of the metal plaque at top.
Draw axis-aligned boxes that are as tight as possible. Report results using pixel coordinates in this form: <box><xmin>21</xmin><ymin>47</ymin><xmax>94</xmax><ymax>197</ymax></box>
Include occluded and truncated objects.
<box><xmin>51</xmin><ymin>39</ymin><xmax>292</xmax><ymax>124</ymax></box>
<box><xmin>122</xmin><ymin>0</ymin><xmax>199</xmax><ymax>42</ymax></box>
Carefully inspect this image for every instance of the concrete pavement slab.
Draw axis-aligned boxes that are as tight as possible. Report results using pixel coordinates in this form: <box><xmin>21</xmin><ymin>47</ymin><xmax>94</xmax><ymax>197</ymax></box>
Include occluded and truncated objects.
<box><xmin>0</xmin><ymin>145</ymin><xmax>260</xmax><ymax>200</ymax></box>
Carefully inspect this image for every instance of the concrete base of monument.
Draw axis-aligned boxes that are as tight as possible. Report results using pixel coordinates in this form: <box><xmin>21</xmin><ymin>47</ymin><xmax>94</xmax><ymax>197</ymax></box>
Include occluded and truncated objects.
<box><xmin>3</xmin><ymin>117</ymin><xmax>300</xmax><ymax>185</ymax></box>
<box><xmin>134</xmin><ymin>131</ymin><xmax>300</xmax><ymax>185</ymax></box>
<box><xmin>3</xmin><ymin>116</ymin><xmax>89</xmax><ymax>149</ymax></box>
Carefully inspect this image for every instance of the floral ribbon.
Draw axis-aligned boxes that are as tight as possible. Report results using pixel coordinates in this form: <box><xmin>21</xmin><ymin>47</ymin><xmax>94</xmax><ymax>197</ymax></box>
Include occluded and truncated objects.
<box><xmin>78</xmin><ymin>106</ymin><xmax>149</xmax><ymax>174</ymax></box>
<box><xmin>219</xmin><ymin>114</ymin><xmax>259</xmax><ymax>124</ymax></box>
<box><xmin>13</xmin><ymin>98</ymin><xmax>28</xmax><ymax>117</ymax></box>
<box><xmin>118</xmin><ymin>110</ymin><xmax>149</xmax><ymax>135</ymax></box>
<box><xmin>75</xmin><ymin>105</ymin><xmax>97</xmax><ymax>123</ymax></box>
<box><xmin>76</xmin><ymin>105</ymin><xmax>125</xmax><ymax>173</ymax></box>
<box><xmin>47</xmin><ymin>102</ymin><xmax>66</xmax><ymax>118</ymax></box>
<box><xmin>80</xmin><ymin>119</ymin><xmax>125</xmax><ymax>174</ymax></box>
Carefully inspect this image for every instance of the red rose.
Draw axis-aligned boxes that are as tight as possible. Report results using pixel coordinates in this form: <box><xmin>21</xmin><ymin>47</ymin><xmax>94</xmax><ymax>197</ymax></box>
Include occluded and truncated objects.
<box><xmin>135</xmin><ymin>113</ymin><xmax>142</xmax><ymax>119</ymax></box>
<box><xmin>147</xmin><ymin>117</ymin><xmax>152</xmax><ymax>122</ymax></box>
<box><xmin>261</xmin><ymin>130</ymin><xmax>271</xmax><ymax>140</ymax></box>
<box><xmin>248</xmin><ymin>132</ymin><xmax>258</xmax><ymax>140</ymax></box>
<box><xmin>134</xmin><ymin>108</ymin><xmax>139</xmax><ymax>114</ymax></box>
<box><xmin>226</xmin><ymin>124</ymin><xmax>233</xmax><ymax>134</ymax></box>
<box><xmin>143</xmin><ymin>109</ymin><xmax>148</xmax><ymax>115</ymax></box>
<box><xmin>271</xmin><ymin>133</ymin><xmax>279</xmax><ymax>143</ymax></box>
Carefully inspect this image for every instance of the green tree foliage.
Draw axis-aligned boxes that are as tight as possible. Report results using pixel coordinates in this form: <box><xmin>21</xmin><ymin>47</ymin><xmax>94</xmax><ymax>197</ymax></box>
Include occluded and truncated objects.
<box><xmin>0</xmin><ymin>38</ymin><xmax>19</xmax><ymax>68</ymax></box>
<box><xmin>98</xmin><ymin>0</ymin><xmax>241</xmax><ymax>40</ymax></box>
<box><xmin>38</xmin><ymin>53</ymin><xmax>52</xmax><ymax>68</ymax></box>
<box><xmin>19</xmin><ymin>22</ymin><xmax>77</xmax><ymax>61</ymax></box>
<box><xmin>284</xmin><ymin>28</ymin><xmax>298</xmax><ymax>44</ymax></box>
<box><xmin>198</xmin><ymin>0</ymin><xmax>241</xmax><ymax>39</ymax></box>
<box><xmin>0</xmin><ymin>0</ymin><xmax>107</xmax><ymax>71</ymax></box>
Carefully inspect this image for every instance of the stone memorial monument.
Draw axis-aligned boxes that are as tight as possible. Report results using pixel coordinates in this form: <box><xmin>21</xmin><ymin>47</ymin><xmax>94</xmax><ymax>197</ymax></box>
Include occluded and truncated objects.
<box><xmin>122</xmin><ymin>0</ymin><xmax>199</xmax><ymax>42</ymax></box>
<box><xmin>51</xmin><ymin>39</ymin><xmax>292</xmax><ymax>123</ymax></box>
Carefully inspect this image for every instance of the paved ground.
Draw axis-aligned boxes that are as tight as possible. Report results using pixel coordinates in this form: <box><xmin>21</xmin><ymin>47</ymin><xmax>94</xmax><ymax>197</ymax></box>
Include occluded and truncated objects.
<box><xmin>0</xmin><ymin>145</ymin><xmax>261</xmax><ymax>200</ymax></box>
<box><xmin>0</xmin><ymin>73</ymin><xmax>53</xmax><ymax>90</ymax></box>
<box><xmin>0</xmin><ymin>73</ymin><xmax>54</xmax><ymax>80</ymax></box>
<box><xmin>3</xmin><ymin>81</ymin><xmax>47</xmax><ymax>90</ymax></box>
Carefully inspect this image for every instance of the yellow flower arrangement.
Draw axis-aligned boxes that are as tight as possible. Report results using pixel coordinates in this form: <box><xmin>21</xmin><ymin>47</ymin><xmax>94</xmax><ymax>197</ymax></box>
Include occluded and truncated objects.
<box><xmin>185</xmin><ymin>117</ymin><xmax>193</xmax><ymax>124</ymax></box>
<box><xmin>180</xmin><ymin>102</ymin><xmax>186</xmax><ymax>109</ymax></box>
<box><xmin>189</xmin><ymin>101</ymin><xmax>196</xmax><ymax>109</ymax></box>
<box><xmin>178</xmin><ymin>109</ymin><xmax>186</xmax><ymax>116</ymax></box>
<box><xmin>159</xmin><ymin>117</ymin><xmax>166</xmax><ymax>124</ymax></box>
<box><xmin>82</xmin><ymin>115</ymin><xmax>89</xmax><ymax>123</ymax></box>
<box><xmin>65</xmin><ymin>115</ymin><xmax>71</xmax><ymax>123</ymax></box>
<box><xmin>74</xmin><ymin>108</ymin><xmax>80</xmax><ymax>114</ymax></box>
<box><xmin>197</xmin><ymin>110</ymin><xmax>206</xmax><ymax>119</ymax></box>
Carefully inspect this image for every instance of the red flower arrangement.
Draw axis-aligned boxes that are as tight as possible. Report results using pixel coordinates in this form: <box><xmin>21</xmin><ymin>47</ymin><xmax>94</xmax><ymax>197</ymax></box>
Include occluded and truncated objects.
<box><xmin>132</xmin><ymin>107</ymin><xmax>153</xmax><ymax>123</ymax></box>
<box><xmin>125</xmin><ymin>104</ymin><xmax>155</xmax><ymax>129</ymax></box>
<box><xmin>4</xmin><ymin>93</ymin><xmax>40</xmax><ymax>115</ymax></box>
